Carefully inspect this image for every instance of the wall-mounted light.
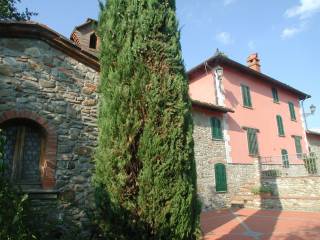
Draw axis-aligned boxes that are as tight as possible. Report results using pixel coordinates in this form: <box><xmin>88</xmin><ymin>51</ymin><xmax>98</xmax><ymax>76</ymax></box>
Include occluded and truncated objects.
<box><xmin>215</xmin><ymin>65</ymin><xmax>223</xmax><ymax>80</ymax></box>
<box><xmin>310</xmin><ymin>104</ymin><xmax>316</xmax><ymax>115</ymax></box>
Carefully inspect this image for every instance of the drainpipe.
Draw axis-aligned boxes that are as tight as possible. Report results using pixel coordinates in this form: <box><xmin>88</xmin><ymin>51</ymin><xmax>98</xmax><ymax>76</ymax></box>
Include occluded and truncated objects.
<box><xmin>204</xmin><ymin>62</ymin><xmax>224</xmax><ymax>106</ymax></box>
<box><xmin>301</xmin><ymin>98</ymin><xmax>308</xmax><ymax>130</ymax></box>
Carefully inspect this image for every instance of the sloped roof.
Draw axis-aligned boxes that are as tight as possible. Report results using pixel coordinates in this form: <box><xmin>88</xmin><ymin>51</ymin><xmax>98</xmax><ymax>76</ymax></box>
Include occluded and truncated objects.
<box><xmin>188</xmin><ymin>54</ymin><xmax>310</xmax><ymax>100</ymax></box>
<box><xmin>306</xmin><ymin>130</ymin><xmax>320</xmax><ymax>137</ymax></box>
<box><xmin>0</xmin><ymin>21</ymin><xmax>99</xmax><ymax>71</ymax></box>
<box><xmin>191</xmin><ymin>100</ymin><xmax>234</xmax><ymax>113</ymax></box>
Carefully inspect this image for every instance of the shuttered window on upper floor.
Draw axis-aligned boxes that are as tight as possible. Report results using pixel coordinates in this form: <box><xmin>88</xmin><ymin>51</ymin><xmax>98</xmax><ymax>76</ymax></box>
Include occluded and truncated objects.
<box><xmin>241</xmin><ymin>85</ymin><xmax>252</xmax><ymax>108</ymax></box>
<box><xmin>210</xmin><ymin>117</ymin><xmax>223</xmax><ymax>140</ymax></box>
<box><xmin>293</xmin><ymin>136</ymin><xmax>303</xmax><ymax>156</ymax></box>
<box><xmin>288</xmin><ymin>102</ymin><xmax>296</xmax><ymax>121</ymax></box>
<box><xmin>276</xmin><ymin>115</ymin><xmax>285</xmax><ymax>136</ymax></box>
<box><xmin>246</xmin><ymin>128</ymin><xmax>259</xmax><ymax>156</ymax></box>
<box><xmin>272</xmin><ymin>87</ymin><xmax>279</xmax><ymax>103</ymax></box>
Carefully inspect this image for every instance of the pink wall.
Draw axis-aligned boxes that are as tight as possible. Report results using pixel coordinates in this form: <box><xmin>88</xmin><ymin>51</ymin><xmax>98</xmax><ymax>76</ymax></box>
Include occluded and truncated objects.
<box><xmin>189</xmin><ymin>73</ymin><xmax>216</xmax><ymax>104</ymax></box>
<box><xmin>189</xmin><ymin>65</ymin><xmax>308</xmax><ymax>164</ymax></box>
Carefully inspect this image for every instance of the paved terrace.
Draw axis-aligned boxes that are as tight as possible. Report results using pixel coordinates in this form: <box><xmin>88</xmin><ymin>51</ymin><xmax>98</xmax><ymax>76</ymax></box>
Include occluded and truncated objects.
<box><xmin>201</xmin><ymin>208</ymin><xmax>320</xmax><ymax>240</ymax></box>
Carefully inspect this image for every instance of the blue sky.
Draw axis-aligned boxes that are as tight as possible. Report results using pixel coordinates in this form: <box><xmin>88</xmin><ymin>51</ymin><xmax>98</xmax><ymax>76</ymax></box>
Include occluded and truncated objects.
<box><xmin>18</xmin><ymin>0</ymin><xmax>319</xmax><ymax>129</ymax></box>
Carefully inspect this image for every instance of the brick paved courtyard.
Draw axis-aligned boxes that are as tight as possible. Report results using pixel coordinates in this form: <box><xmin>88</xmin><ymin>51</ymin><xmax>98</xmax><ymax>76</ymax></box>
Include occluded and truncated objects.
<box><xmin>201</xmin><ymin>208</ymin><xmax>320</xmax><ymax>240</ymax></box>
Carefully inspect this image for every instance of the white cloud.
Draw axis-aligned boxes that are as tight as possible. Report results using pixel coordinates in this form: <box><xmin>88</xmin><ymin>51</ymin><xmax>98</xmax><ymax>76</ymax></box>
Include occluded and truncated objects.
<box><xmin>216</xmin><ymin>32</ymin><xmax>234</xmax><ymax>45</ymax></box>
<box><xmin>285</xmin><ymin>0</ymin><xmax>320</xmax><ymax>19</ymax></box>
<box><xmin>281</xmin><ymin>27</ymin><xmax>301</xmax><ymax>39</ymax></box>
<box><xmin>224</xmin><ymin>0</ymin><xmax>236</xmax><ymax>6</ymax></box>
<box><xmin>281</xmin><ymin>22</ymin><xmax>307</xmax><ymax>39</ymax></box>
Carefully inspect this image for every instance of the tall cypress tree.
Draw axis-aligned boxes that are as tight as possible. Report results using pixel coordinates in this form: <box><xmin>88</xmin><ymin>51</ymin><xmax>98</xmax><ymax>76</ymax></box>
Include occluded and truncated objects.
<box><xmin>95</xmin><ymin>0</ymin><xmax>200</xmax><ymax>239</ymax></box>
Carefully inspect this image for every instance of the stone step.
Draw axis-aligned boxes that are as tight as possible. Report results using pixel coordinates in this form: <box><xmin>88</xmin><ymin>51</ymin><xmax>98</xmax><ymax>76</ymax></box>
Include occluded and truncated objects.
<box><xmin>230</xmin><ymin>201</ymin><xmax>245</xmax><ymax>209</ymax></box>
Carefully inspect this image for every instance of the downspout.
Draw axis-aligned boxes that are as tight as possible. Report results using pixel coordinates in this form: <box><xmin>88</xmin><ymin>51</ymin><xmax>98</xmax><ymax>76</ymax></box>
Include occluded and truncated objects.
<box><xmin>301</xmin><ymin>97</ymin><xmax>310</xmax><ymax>153</ymax></box>
<box><xmin>204</xmin><ymin>61</ymin><xmax>219</xmax><ymax>105</ymax></box>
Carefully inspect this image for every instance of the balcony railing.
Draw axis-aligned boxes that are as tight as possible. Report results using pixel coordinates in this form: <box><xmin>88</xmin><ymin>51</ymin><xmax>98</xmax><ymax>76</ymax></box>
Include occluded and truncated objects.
<box><xmin>258</xmin><ymin>153</ymin><xmax>318</xmax><ymax>177</ymax></box>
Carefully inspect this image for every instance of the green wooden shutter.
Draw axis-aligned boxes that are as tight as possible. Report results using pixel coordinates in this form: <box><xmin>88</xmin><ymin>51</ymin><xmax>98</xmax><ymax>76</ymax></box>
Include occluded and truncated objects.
<box><xmin>215</xmin><ymin>163</ymin><xmax>227</xmax><ymax>192</ymax></box>
<box><xmin>247</xmin><ymin>128</ymin><xmax>259</xmax><ymax>155</ymax></box>
<box><xmin>272</xmin><ymin>87</ymin><xmax>279</xmax><ymax>102</ymax></box>
<box><xmin>294</xmin><ymin>136</ymin><xmax>302</xmax><ymax>156</ymax></box>
<box><xmin>288</xmin><ymin>102</ymin><xmax>296</xmax><ymax>121</ymax></box>
<box><xmin>241</xmin><ymin>85</ymin><xmax>252</xmax><ymax>107</ymax></box>
<box><xmin>276</xmin><ymin>115</ymin><xmax>285</xmax><ymax>136</ymax></box>
<box><xmin>281</xmin><ymin>149</ymin><xmax>289</xmax><ymax>168</ymax></box>
<box><xmin>210</xmin><ymin>117</ymin><xmax>223</xmax><ymax>139</ymax></box>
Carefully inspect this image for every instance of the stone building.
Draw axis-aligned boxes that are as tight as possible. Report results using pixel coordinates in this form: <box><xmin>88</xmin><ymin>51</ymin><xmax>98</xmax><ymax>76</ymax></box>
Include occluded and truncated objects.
<box><xmin>0</xmin><ymin>21</ymin><xmax>100</xmax><ymax>230</ymax></box>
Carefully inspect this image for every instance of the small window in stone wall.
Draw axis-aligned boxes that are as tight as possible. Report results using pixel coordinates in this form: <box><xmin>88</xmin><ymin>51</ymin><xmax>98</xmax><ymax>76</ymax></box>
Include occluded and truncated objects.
<box><xmin>215</xmin><ymin>163</ymin><xmax>227</xmax><ymax>192</ymax></box>
<box><xmin>89</xmin><ymin>33</ymin><xmax>97</xmax><ymax>49</ymax></box>
<box><xmin>1</xmin><ymin>119</ymin><xmax>45</xmax><ymax>188</ymax></box>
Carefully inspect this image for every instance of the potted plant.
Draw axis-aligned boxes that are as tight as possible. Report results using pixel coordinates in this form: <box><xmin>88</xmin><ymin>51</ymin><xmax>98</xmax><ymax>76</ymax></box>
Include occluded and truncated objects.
<box><xmin>251</xmin><ymin>185</ymin><xmax>273</xmax><ymax>198</ymax></box>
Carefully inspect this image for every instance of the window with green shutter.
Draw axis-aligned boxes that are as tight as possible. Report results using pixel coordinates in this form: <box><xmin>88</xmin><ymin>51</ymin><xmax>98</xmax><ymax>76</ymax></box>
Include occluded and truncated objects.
<box><xmin>241</xmin><ymin>84</ymin><xmax>252</xmax><ymax>108</ymax></box>
<box><xmin>210</xmin><ymin>117</ymin><xmax>223</xmax><ymax>140</ymax></box>
<box><xmin>276</xmin><ymin>115</ymin><xmax>285</xmax><ymax>136</ymax></box>
<box><xmin>281</xmin><ymin>149</ymin><xmax>289</xmax><ymax>168</ymax></box>
<box><xmin>288</xmin><ymin>102</ymin><xmax>296</xmax><ymax>121</ymax></box>
<box><xmin>215</xmin><ymin>163</ymin><xmax>227</xmax><ymax>192</ymax></box>
<box><xmin>294</xmin><ymin>136</ymin><xmax>302</xmax><ymax>157</ymax></box>
<box><xmin>272</xmin><ymin>87</ymin><xmax>279</xmax><ymax>103</ymax></box>
<box><xmin>246</xmin><ymin>128</ymin><xmax>259</xmax><ymax>156</ymax></box>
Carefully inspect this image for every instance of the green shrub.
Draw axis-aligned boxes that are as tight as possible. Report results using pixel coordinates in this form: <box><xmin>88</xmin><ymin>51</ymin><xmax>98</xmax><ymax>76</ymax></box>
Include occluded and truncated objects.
<box><xmin>251</xmin><ymin>185</ymin><xmax>273</xmax><ymax>195</ymax></box>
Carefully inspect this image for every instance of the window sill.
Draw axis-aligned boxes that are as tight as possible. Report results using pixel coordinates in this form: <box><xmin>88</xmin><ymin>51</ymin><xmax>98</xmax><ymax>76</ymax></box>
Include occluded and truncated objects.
<box><xmin>22</xmin><ymin>189</ymin><xmax>60</xmax><ymax>200</ymax></box>
<box><xmin>243</xmin><ymin>105</ymin><xmax>253</xmax><ymax>110</ymax></box>
<box><xmin>216</xmin><ymin>191</ymin><xmax>228</xmax><ymax>194</ymax></box>
<box><xmin>291</xmin><ymin>119</ymin><xmax>297</xmax><ymax>122</ymax></box>
<box><xmin>249</xmin><ymin>154</ymin><xmax>259</xmax><ymax>157</ymax></box>
<box><xmin>212</xmin><ymin>138</ymin><xmax>224</xmax><ymax>141</ymax></box>
<box><xmin>273</xmin><ymin>101</ymin><xmax>280</xmax><ymax>104</ymax></box>
<box><xmin>278</xmin><ymin>135</ymin><xmax>286</xmax><ymax>137</ymax></box>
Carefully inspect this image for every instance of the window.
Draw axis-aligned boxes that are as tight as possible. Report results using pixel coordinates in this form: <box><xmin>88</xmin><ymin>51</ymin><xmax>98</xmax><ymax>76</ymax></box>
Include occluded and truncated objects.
<box><xmin>276</xmin><ymin>115</ymin><xmax>285</xmax><ymax>136</ymax></box>
<box><xmin>293</xmin><ymin>136</ymin><xmax>302</xmax><ymax>157</ymax></box>
<box><xmin>2</xmin><ymin>119</ymin><xmax>45</xmax><ymax>187</ymax></box>
<box><xmin>89</xmin><ymin>33</ymin><xmax>97</xmax><ymax>49</ymax></box>
<box><xmin>246</xmin><ymin>128</ymin><xmax>259</xmax><ymax>156</ymax></box>
<box><xmin>241</xmin><ymin>85</ymin><xmax>252</xmax><ymax>108</ymax></box>
<box><xmin>210</xmin><ymin>117</ymin><xmax>223</xmax><ymax>140</ymax></box>
<box><xmin>215</xmin><ymin>163</ymin><xmax>227</xmax><ymax>192</ymax></box>
<box><xmin>288</xmin><ymin>102</ymin><xmax>296</xmax><ymax>121</ymax></box>
<box><xmin>281</xmin><ymin>149</ymin><xmax>289</xmax><ymax>168</ymax></box>
<box><xmin>272</xmin><ymin>87</ymin><xmax>279</xmax><ymax>103</ymax></box>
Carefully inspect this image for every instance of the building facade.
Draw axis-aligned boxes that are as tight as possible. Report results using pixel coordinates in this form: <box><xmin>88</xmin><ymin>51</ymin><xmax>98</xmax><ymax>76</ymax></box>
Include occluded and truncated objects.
<box><xmin>0</xmin><ymin>20</ymin><xmax>317</xmax><ymax>223</ymax></box>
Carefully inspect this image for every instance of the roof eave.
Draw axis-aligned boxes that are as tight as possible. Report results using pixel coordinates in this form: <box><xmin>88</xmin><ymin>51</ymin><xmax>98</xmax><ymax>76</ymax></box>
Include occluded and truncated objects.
<box><xmin>191</xmin><ymin>100</ymin><xmax>234</xmax><ymax>113</ymax></box>
<box><xmin>0</xmin><ymin>21</ymin><xmax>100</xmax><ymax>71</ymax></box>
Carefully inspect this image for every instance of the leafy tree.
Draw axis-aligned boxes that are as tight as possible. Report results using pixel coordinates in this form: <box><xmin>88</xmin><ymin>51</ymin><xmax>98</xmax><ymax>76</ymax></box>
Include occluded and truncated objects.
<box><xmin>0</xmin><ymin>0</ymin><xmax>37</xmax><ymax>21</ymax></box>
<box><xmin>95</xmin><ymin>0</ymin><xmax>200</xmax><ymax>239</ymax></box>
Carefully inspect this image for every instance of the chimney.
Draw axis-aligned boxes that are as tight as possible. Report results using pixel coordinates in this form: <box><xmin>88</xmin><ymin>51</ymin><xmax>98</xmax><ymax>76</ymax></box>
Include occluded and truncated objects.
<box><xmin>247</xmin><ymin>53</ymin><xmax>261</xmax><ymax>72</ymax></box>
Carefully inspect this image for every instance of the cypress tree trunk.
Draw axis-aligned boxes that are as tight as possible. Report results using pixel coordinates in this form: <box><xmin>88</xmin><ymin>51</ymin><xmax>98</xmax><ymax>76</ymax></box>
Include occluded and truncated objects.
<box><xmin>95</xmin><ymin>0</ymin><xmax>200</xmax><ymax>239</ymax></box>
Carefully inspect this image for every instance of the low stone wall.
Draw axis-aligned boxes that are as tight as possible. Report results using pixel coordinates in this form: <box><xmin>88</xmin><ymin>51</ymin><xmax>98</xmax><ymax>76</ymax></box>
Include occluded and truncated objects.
<box><xmin>257</xmin><ymin>176</ymin><xmax>320</xmax><ymax>211</ymax></box>
<box><xmin>260</xmin><ymin>163</ymin><xmax>309</xmax><ymax>177</ymax></box>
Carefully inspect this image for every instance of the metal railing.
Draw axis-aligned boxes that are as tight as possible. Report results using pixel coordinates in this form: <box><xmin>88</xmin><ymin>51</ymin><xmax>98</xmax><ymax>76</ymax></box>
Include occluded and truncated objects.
<box><xmin>259</xmin><ymin>153</ymin><xmax>318</xmax><ymax>177</ymax></box>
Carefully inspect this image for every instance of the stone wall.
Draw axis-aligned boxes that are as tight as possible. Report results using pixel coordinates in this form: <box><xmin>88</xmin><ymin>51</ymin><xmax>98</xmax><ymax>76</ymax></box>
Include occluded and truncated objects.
<box><xmin>259</xmin><ymin>176</ymin><xmax>320</xmax><ymax>211</ymax></box>
<box><xmin>307</xmin><ymin>133</ymin><xmax>320</xmax><ymax>157</ymax></box>
<box><xmin>192</xmin><ymin>111</ymin><xmax>230</xmax><ymax>210</ymax></box>
<box><xmin>0</xmin><ymin>38</ymin><xmax>99</xmax><ymax>233</ymax></box>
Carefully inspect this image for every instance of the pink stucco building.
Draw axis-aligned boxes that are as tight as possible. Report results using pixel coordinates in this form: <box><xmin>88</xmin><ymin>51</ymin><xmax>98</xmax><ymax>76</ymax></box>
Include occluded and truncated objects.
<box><xmin>189</xmin><ymin>52</ymin><xmax>310</xmax><ymax>166</ymax></box>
